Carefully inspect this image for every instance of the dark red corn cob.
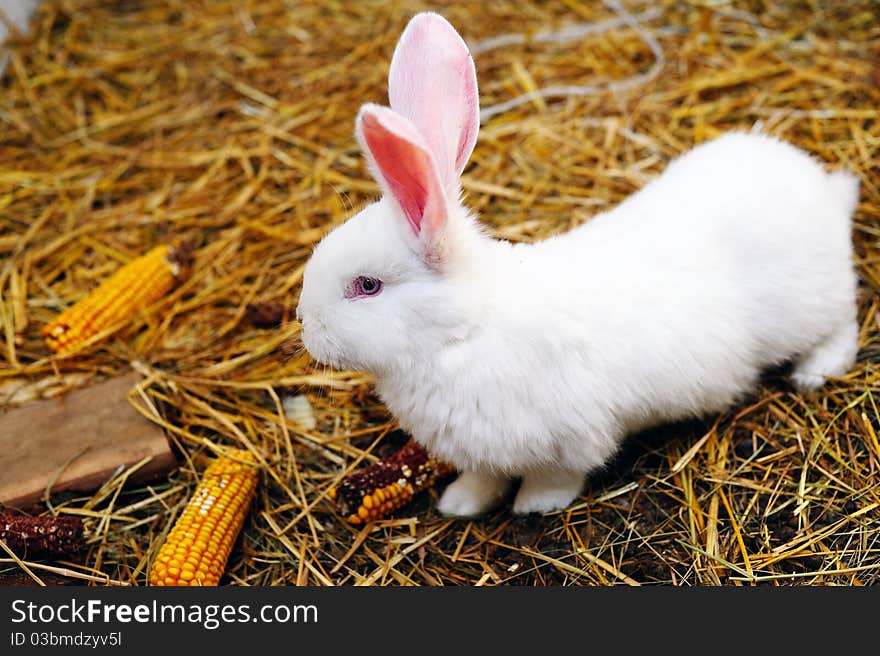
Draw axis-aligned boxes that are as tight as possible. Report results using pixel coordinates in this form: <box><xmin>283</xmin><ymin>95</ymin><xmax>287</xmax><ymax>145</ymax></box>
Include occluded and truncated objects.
<box><xmin>0</xmin><ymin>514</ymin><xmax>84</xmax><ymax>558</ymax></box>
<box><xmin>330</xmin><ymin>440</ymin><xmax>454</xmax><ymax>524</ymax></box>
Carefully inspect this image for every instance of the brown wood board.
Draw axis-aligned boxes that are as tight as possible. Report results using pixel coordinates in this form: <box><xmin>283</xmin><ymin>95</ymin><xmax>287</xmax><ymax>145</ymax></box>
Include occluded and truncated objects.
<box><xmin>0</xmin><ymin>373</ymin><xmax>175</xmax><ymax>509</ymax></box>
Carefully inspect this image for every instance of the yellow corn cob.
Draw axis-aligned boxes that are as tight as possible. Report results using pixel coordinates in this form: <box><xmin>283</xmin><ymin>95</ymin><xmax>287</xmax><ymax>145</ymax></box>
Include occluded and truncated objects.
<box><xmin>330</xmin><ymin>439</ymin><xmax>454</xmax><ymax>524</ymax></box>
<box><xmin>42</xmin><ymin>244</ymin><xmax>188</xmax><ymax>354</ymax></box>
<box><xmin>150</xmin><ymin>449</ymin><xmax>259</xmax><ymax>587</ymax></box>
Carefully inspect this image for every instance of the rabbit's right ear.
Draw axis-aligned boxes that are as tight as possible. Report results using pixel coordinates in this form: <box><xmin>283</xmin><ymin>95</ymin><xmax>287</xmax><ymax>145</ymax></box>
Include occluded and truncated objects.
<box><xmin>356</xmin><ymin>104</ymin><xmax>449</xmax><ymax>265</ymax></box>
<box><xmin>387</xmin><ymin>12</ymin><xmax>479</xmax><ymax>196</ymax></box>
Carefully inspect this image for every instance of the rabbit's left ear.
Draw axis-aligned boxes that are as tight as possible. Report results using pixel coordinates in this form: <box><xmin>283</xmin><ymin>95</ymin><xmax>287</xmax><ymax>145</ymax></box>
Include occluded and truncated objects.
<box><xmin>388</xmin><ymin>12</ymin><xmax>479</xmax><ymax>196</ymax></box>
<box><xmin>356</xmin><ymin>104</ymin><xmax>448</xmax><ymax>261</ymax></box>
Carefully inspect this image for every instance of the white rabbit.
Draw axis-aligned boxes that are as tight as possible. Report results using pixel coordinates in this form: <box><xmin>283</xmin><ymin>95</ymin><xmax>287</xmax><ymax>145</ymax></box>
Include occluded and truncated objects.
<box><xmin>296</xmin><ymin>12</ymin><xmax>860</xmax><ymax>516</ymax></box>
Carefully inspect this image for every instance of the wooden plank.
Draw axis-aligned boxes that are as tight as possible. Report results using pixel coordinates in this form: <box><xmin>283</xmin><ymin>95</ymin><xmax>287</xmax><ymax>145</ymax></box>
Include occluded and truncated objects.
<box><xmin>0</xmin><ymin>372</ymin><xmax>175</xmax><ymax>509</ymax></box>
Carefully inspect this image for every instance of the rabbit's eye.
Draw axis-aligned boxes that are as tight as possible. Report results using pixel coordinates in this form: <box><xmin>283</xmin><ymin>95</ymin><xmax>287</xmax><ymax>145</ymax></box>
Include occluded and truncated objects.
<box><xmin>351</xmin><ymin>276</ymin><xmax>383</xmax><ymax>298</ymax></box>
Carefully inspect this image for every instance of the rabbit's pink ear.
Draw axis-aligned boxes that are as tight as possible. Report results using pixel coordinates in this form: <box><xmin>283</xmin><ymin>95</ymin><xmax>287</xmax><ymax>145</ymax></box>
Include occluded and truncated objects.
<box><xmin>388</xmin><ymin>12</ymin><xmax>479</xmax><ymax>194</ymax></box>
<box><xmin>356</xmin><ymin>104</ymin><xmax>448</xmax><ymax>255</ymax></box>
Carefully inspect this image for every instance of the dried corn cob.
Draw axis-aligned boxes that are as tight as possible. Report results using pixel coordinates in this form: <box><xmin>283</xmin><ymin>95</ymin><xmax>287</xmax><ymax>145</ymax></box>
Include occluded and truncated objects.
<box><xmin>150</xmin><ymin>449</ymin><xmax>258</xmax><ymax>586</ymax></box>
<box><xmin>330</xmin><ymin>439</ymin><xmax>454</xmax><ymax>524</ymax></box>
<box><xmin>42</xmin><ymin>244</ymin><xmax>190</xmax><ymax>354</ymax></box>
<box><xmin>0</xmin><ymin>514</ymin><xmax>84</xmax><ymax>558</ymax></box>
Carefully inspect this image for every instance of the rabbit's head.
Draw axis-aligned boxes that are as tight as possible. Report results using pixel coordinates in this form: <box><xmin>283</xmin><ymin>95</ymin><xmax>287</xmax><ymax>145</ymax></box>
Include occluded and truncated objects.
<box><xmin>297</xmin><ymin>13</ymin><xmax>486</xmax><ymax>374</ymax></box>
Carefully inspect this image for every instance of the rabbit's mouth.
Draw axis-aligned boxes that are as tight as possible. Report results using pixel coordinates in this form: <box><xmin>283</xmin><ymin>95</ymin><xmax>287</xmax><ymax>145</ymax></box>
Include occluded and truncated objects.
<box><xmin>298</xmin><ymin>318</ymin><xmax>325</xmax><ymax>364</ymax></box>
<box><xmin>299</xmin><ymin>316</ymin><xmax>348</xmax><ymax>370</ymax></box>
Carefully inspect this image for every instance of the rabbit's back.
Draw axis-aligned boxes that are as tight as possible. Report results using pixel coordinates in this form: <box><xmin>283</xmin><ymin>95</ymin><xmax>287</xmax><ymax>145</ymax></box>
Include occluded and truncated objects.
<box><xmin>526</xmin><ymin>131</ymin><xmax>857</xmax><ymax>424</ymax></box>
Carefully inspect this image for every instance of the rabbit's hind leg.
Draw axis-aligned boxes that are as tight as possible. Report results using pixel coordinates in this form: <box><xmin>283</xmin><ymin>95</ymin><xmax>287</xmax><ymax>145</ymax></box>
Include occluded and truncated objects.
<box><xmin>791</xmin><ymin>319</ymin><xmax>859</xmax><ymax>391</ymax></box>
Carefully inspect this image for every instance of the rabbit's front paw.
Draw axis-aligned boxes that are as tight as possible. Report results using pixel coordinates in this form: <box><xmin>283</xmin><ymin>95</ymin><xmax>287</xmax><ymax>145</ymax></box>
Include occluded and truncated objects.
<box><xmin>437</xmin><ymin>471</ymin><xmax>510</xmax><ymax>517</ymax></box>
<box><xmin>513</xmin><ymin>469</ymin><xmax>585</xmax><ymax>515</ymax></box>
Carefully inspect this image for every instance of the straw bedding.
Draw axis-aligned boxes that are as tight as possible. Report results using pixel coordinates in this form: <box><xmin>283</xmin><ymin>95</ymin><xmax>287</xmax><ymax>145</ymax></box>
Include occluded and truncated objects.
<box><xmin>0</xmin><ymin>0</ymin><xmax>878</xmax><ymax>585</ymax></box>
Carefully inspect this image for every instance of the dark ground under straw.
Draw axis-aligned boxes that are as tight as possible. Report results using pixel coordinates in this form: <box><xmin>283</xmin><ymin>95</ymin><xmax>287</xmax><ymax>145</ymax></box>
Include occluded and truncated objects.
<box><xmin>1</xmin><ymin>0</ymin><xmax>879</xmax><ymax>585</ymax></box>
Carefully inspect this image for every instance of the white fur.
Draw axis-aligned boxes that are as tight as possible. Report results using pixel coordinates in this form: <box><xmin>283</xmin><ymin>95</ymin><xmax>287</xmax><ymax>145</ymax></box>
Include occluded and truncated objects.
<box><xmin>297</xmin><ymin>13</ymin><xmax>860</xmax><ymax>516</ymax></box>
